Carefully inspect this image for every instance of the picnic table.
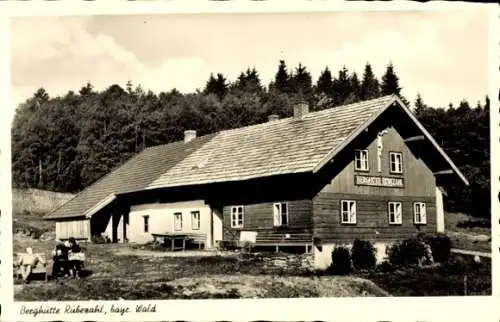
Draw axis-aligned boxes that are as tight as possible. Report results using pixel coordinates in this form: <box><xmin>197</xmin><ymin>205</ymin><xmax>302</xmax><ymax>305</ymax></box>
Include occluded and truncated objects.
<box><xmin>152</xmin><ymin>233</ymin><xmax>192</xmax><ymax>251</ymax></box>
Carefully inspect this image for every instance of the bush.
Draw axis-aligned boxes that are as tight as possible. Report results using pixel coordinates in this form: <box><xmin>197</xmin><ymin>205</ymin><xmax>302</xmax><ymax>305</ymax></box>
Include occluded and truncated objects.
<box><xmin>376</xmin><ymin>260</ymin><xmax>396</xmax><ymax>273</ymax></box>
<box><xmin>387</xmin><ymin>238</ymin><xmax>427</xmax><ymax>267</ymax></box>
<box><xmin>91</xmin><ymin>234</ymin><xmax>107</xmax><ymax>244</ymax></box>
<box><xmin>328</xmin><ymin>246</ymin><xmax>352</xmax><ymax>275</ymax></box>
<box><xmin>351</xmin><ymin>239</ymin><xmax>376</xmax><ymax>270</ymax></box>
<box><xmin>425</xmin><ymin>233</ymin><xmax>452</xmax><ymax>263</ymax></box>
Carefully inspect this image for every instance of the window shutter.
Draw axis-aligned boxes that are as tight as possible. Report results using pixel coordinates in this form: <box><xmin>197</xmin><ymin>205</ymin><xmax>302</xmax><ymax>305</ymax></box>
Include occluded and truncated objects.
<box><xmin>273</xmin><ymin>204</ymin><xmax>280</xmax><ymax>226</ymax></box>
<box><xmin>421</xmin><ymin>203</ymin><xmax>427</xmax><ymax>224</ymax></box>
<box><xmin>350</xmin><ymin>202</ymin><xmax>357</xmax><ymax>224</ymax></box>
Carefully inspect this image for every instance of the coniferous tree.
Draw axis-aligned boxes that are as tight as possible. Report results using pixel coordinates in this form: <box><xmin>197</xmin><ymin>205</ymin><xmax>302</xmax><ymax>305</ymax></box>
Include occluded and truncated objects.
<box><xmin>360</xmin><ymin>63</ymin><xmax>380</xmax><ymax>100</ymax></box>
<box><xmin>381</xmin><ymin>62</ymin><xmax>401</xmax><ymax>95</ymax></box>
<box><xmin>204</xmin><ymin>73</ymin><xmax>228</xmax><ymax>101</ymax></box>
<box><xmin>290</xmin><ymin>62</ymin><xmax>313</xmax><ymax>99</ymax></box>
<box><xmin>414</xmin><ymin>93</ymin><xmax>427</xmax><ymax>117</ymax></box>
<box><xmin>272</xmin><ymin>60</ymin><xmax>291</xmax><ymax>93</ymax></box>
<box><xmin>332</xmin><ymin>66</ymin><xmax>352</xmax><ymax>105</ymax></box>
<box><xmin>316</xmin><ymin>66</ymin><xmax>334</xmax><ymax>96</ymax></box>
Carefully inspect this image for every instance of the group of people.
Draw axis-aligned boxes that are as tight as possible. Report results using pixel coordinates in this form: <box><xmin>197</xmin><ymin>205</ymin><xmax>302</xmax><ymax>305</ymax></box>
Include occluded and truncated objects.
<box><xmin>17</xmin><ymin>237</ymin><xmax>84</xmax><ymax>283</ymax></box>
<box><xmin>52</xmin><ymin>237</ymin><xmax>83</xmax><ymax>279</ymax></box>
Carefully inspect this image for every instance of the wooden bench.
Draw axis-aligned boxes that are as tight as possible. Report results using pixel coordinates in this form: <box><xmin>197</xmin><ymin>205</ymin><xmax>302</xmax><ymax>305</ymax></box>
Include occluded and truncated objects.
<box><xmin>13</xmin><ymin>253</ymin><xmax>48</xmax><ymax>282</ymax></box>
<box><xmin>189</xmin><ymin>233</ymin><xmax>207</xmax><ymax>249</ymax></box>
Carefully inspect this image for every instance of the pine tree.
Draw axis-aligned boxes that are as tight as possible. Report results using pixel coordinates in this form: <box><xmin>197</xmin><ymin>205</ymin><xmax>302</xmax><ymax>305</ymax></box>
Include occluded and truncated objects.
<box><xmin>273</xmin><ymin>60</ymin><xmax>291</xmax><ymax>93</ymax></box>
<box><xmin>381</xmin><ymin>62</ymin><xmax>401</xmax><ymax>95</ymax></box>
<box><xmin>316</xmin><ymin>66</ymin><xmax>333</xmax><ymax>96</ymax></box>
<box><xmin>414</xmin><ymin>93</ymin><xmax>427</xmax><ymax>117</ymax></box>
<box><xmin>290</xmin><ymin>62</ymin><xmax>313</xmax><ymax>99</ymax></box>
<box><xmin>233</xmin><ymin>67</ymin><xmax>264</xmax><ymax>94</ymax></box>
<box><xmin>332</xmin><ymin>66</ymin><xmax>352</xmax><ymax>105</ymax></box>
<box><xmin>204</xmin><ymin>73</ymin><xmax>228</xmax><ymax>101</ymax></box>
<box><xmin>360</xmin><ymin>63</ymin><xmax>380</xmax><ymax>100</ymax></box>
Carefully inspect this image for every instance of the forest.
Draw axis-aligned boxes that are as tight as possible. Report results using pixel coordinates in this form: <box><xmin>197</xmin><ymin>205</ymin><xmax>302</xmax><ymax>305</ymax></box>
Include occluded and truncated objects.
<box><xmin>11</xmin><ymin>61</ymin><xmax>490</xmax><ymax>219</ymax></box>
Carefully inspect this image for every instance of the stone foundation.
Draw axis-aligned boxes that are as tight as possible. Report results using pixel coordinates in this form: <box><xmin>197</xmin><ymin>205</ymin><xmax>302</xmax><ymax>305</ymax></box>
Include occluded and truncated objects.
<box><xmin>261</xmin><ymin>252</ymin><xmax>314</xmax><ymax>271</ymax></box>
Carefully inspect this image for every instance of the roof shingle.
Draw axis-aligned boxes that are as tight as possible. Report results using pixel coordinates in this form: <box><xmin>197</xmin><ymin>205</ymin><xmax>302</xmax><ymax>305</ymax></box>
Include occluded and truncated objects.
<box><xmin>46</xmin><ymin>95</ymin><xmax>400</xmax><ymax>219</ymax></box>
<box><xmin>45</xmin><ymin>134</ymin><xmax>216</xmax><ymax>219</ymax></box>
<box><xmin>146</xmin><ymin>95</ymin><xmax>396</xmax><ymax>189</ymax></box>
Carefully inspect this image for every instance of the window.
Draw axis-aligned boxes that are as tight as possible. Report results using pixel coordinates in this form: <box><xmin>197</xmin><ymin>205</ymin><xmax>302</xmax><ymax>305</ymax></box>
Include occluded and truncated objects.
<box><xmin>273</xmin><ymin>202</ymin><xmax>288</xmax><ymax>226</ymax></box>
<box><xmin>355</xmin><ymin>150</ymin><xmax>369</xmax><ymax>171</ymax></box>
<box><xmin>231</xmin><ymin>206</ymin><xmax>244</xmax><ymax>228</ymax></box>
<box><xmin>340</xmin><ymin>200</ymin><xmax>357</xmax><ymax>224</ymax></box>
<box><xmin>143</xmin><ymin>215</ymin><xmax>149</xmax><ymax>233</ymax></box>
<box><xmin>191</xmin><ymin>211</ymin><xmax>201</xmax><ymax>230</ymax></box>
<box><xmin>414</xmin><ymin>202</ymin><xmax>427</xmax><ymax>225</ymax></box>
<box><xmin>174</xmin><ymin>212</ymin><xmax>183</xmax><ymax>231</ymax></box>
<box><xmin>389</xmin><ymin>152</ymin><xmax>403</xmax><ymax>174</ymax></box>
<box><xmin>388</xmin><ymin>202</ymin><xmax>402</xmax><ymax>224</ymax></box>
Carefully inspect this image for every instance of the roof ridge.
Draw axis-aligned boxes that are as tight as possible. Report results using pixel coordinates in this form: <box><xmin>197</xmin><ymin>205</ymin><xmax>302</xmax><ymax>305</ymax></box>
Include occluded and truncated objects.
<box><xmin>214</xmin><ymin>95</ymin><xmax>396</xmax><ymax>137</ymax></box>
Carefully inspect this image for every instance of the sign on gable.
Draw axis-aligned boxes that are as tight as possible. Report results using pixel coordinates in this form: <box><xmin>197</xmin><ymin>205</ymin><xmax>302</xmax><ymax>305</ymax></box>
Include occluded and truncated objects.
<box><xmin>355</xmin><ymin>175</ymin><xmax>404</xmax><ymax>188</ymax></box>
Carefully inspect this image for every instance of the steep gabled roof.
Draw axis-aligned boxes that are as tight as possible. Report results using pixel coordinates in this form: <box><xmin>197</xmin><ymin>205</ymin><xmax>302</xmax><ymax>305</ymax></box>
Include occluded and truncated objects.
<box><xmin>44</xmin><ymin>134</ymin><xmax>216</xmax><ymax>219</ymax></box>
<box><xmin>45</xmin><ymin>95</ymin><xmax>468</xmax><ymax>220</ymax></box>
<box><xmin>146</xmin><ymin>95</ymin><xmax>396</xmax><ymax>189</ymax></box>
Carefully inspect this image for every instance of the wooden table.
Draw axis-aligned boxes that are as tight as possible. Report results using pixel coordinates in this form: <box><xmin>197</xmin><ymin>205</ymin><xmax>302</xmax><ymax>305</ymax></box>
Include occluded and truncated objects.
<box><xmin>152</xmin><ymin>233</ymin><xmax>192</xmax><ymax>251</ymax></box>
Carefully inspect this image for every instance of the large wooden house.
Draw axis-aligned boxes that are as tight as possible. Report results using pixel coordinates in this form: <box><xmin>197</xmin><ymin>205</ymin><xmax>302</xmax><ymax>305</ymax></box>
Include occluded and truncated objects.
<box><xmin>44</xmin><ymin>95</ymin><xmax>468</xmax><ymax>268</ymax></box>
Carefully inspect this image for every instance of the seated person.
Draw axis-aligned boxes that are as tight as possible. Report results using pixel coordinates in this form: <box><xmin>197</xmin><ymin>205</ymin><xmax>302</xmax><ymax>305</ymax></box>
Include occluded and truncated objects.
<box><xmin>17</xmin><ymin>247</ymin><xmax>46</xmax><ymax>284</ymax></box>
<box><xmin>67</xmin><ymin>237</ymin><xmax>83</xmax><ymax>278</ymax></box>
<box><xmin>51</xmin><ymin>242</ymin><xmax>69</xmax><ymax>278</ymax></box>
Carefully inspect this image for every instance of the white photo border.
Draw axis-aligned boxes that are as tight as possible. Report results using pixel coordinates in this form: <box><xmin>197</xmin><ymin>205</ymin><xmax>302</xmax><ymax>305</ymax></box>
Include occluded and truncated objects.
<box><xmin>0</xmin><ymin>1</ymin><xmax>498</xmax><ymax>322</ymax></box>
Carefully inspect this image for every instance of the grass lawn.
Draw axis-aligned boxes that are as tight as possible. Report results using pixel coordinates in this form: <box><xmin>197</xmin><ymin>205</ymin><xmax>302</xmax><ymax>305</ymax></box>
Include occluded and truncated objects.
<box><xmin>445</xmin><ymin>212</ymin><xmax>491</xmax><ymax>253</ymax></box>
<box><xmin>13</xmin><ymin>237</ymin><xmax>491</xmax><ymax>301</ymax></box>
<box><xmin>13</xmin><ymin>239</ymin><xmax>388</xmax><ymax>301</ymax></box>
<box><xmin>358</xmin><ymin>255</ymin><xmax>491</xmax><ymax>296</ymax></box>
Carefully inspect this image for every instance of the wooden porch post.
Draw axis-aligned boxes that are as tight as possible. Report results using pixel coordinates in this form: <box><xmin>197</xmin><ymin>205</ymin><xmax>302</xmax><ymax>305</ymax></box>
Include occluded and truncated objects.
<box><xmin>436</xmin><ymin>187</ymin><xmax>445</xmax><ymax>233</ymax></box>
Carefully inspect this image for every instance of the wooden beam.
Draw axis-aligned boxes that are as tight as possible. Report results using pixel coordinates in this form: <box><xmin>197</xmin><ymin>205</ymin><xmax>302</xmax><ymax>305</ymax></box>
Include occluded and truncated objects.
<box><xmin>404</xmin><ymin>135</ymin><xmax>425</xmax><ymax>143</ymax></box>
<box><xmin>434</xmin><ymin>169</ymin><xmax>454</xmax><ymax>175</ymax></box>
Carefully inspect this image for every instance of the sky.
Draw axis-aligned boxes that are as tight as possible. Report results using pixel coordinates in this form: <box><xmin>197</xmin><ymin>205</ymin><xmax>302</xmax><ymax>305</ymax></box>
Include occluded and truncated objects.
<box><xmin>10</xmin><ymin>9</ymin><xmax>490</xmax><ymax>114</ymax></box>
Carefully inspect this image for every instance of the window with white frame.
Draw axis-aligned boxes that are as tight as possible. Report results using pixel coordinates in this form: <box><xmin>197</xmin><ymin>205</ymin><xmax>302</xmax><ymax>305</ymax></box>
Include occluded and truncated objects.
<box><xmin>355</xmin><ymin>150</ymin><xmax>369</xmax><ymax>171</ymax></box>
<box><xmin>231</xmin><ymin>206</ymin><xmax>244</xmax><ymax>228</ymax></box>
<box><xmin>174</xmin><ymin>212</ymin><xmax>183</xmax><ymax>231</ymax></box>
<box><xmin>413</xmin><ymin>202</ymin><xmax>427</xmax><ymax>224</ymax></box>
<box><xmin>389</xmin><ymin>152</ymin><xmax>403</xmax><ymax>174</ymax></box>
<box><xmin>273</xmin><ymin>202</ymin><xmax>288</xmax><ymax>226</ymax></box>
<box><xmin>340</xmin><ymin>200</ymin><xmax>357</xmax><ymax>224</ymax></box>
<box><xmin>388</xmin><ymin>202</ymin><xmax>402</xmax><ymax>224</ymax></box>
<box><xmin>191</xmin><ymin>211</ymin><xmax>201</xmax><ymax>230</ymax></box>
<box><xmin>143</xmin><ymin>215</ymin><xmax>149</xmax><ymax>233</ymax></box>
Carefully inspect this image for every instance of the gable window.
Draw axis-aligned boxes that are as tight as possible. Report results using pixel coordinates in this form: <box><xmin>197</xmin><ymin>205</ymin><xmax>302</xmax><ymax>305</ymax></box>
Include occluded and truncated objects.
<box><xmin>355</xmin><ymin>150</ymin><xmax>369</xmax><ymax>171</ymax></box>
<box><xmin>340</xmin><ymin>200</ymin><xmax>357</xmax><ymax>224</ymax></box>
<box><xmin>273</xmin><ymin>202</ymin><xmax>288</xmax><ymax>226</ymax></box>
<box><xmin>143</xmin><ymin>215</ymin><xmax>149</xmax><ymax>233</ymax></box>
<box><xmin>414</xmin><ymin>202</ymin><xmax>427</xmax><ymax>225</ymax></box>
<box><xmin>388</xmin><ymin>202</ymin><xmax>402</xmax><ymax>224</ymax></box>
<box><xmin>231</xmin><ymin>206</ymin><xmax>244</xmax><ymax>228</ymax></box>
<box><xmin>174</xmin><ymin>212</ymin><xmax>183</xmax><ymax>231</ymax></box>
<box><xmin>191</xmin><ymin>211</ymin><xmax>201</xmax><ymax>230</ymax></box>
<box><xmin>389</xmin><ymin>152</ymin><xmax>403</xmax><ymax>174</ymax></box>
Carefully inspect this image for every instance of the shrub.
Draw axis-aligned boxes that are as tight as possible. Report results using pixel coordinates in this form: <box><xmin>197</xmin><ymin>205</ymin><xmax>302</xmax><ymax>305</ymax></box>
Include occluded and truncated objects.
<box><xmin>328</xmin><ymin>246</ymin><xmax>352</xmax><ymax>275</ymax></box>
<box><xmin>425</xmin><ymin>233</ymin><xmax>452</xmax><ymax>263</ymax></box>
<box><xmin>377</xmin><ymin>260</ymin><xmax>396</xmax><ymax>273</ymax></box>
<box><xmin>91</xmin><ymin>234</ymin><xmax>107</xmax><ymax>244</ymax></box>
<box><xmin>387</xmin><ymin>238</ymin><xmax>427</xmax><ymax>266</ymax></box>
<box><xmin>351</xmin><ymin>239</ymin><xmax>376</xmax><ymax>270</ymax></box>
